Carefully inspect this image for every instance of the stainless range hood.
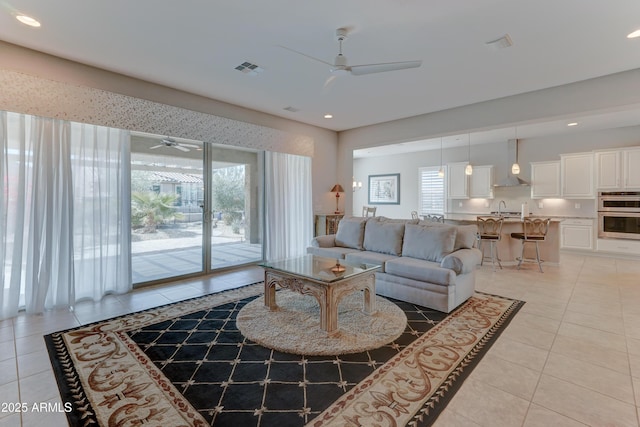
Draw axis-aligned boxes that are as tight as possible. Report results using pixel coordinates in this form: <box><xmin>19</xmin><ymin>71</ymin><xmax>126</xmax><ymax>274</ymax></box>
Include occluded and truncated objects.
<box><xmin>494</xmin><ymin>139</ymin><xmax>530</xmax><ymax>187</ymax></box>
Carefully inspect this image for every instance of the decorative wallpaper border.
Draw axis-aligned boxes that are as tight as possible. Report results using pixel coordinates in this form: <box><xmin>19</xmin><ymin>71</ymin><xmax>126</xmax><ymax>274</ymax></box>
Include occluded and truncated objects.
<box><xmin>0</xmin><ymin>69</ymin><xmax>314</xmax><ymax>157</ymax></box>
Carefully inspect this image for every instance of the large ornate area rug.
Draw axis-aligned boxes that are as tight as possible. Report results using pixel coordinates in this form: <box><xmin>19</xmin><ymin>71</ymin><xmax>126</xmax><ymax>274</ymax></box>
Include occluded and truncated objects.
<box><xmin>45</xmin><ymin>283</ymin><xmax>523</xmax><ymax>426</ymax></box>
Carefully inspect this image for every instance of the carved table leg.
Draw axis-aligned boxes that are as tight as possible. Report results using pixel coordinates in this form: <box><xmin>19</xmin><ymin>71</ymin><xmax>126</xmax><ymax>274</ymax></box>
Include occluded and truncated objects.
<box><xmin>264</xmin><ymin>271</ymin><xmax>277</xmax><ymax>310</ymax></box>
<box><xmin>362</xmin><ymin>278</ymin><xmax>376</xmax><ymax>314</ymax></box>
<box><xmin>319</xmin><ymin>287</ymin><xmax>337</xmax><ymax>333</ymax></box>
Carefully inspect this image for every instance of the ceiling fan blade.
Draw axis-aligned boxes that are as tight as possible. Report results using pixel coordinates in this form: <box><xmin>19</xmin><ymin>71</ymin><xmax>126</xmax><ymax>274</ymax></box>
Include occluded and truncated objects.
<box><xmin>149</xmin><ymin>144</ymin><xmax>164</xmax><ymax>150</ymax></box>
<box><xmin>350</xmin><ymin>60</ymin><xmax>422</xmax><ymax>76</ymax></box>
<box><xmin>178</xmin><ymin>143</ymin><xmax>200</xmax><ymax>149</ymax></box>
<box><xmin>174</xmin><ymin>145</ymin><xmax>190</xmax><ymax>152</ymax></box>
<box><xmin>323</xmin><ymin>75</ymin><xmax>338</xmax><ymax>91</ymax></box>
<box><xmin>278</xmin><ymin>45</ymin><xmax>333</xmax><ymax>67</ymax></box>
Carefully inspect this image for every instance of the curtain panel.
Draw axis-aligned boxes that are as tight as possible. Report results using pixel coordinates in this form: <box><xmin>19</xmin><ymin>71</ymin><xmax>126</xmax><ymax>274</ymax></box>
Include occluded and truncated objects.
<box><xmin>264</xmin><ymin>152</ymin><xmax>313</xmax><ymax>261</ymax></box>
<box><xmin>0</xmin><ymin>112</ymin><xmax>131</xmax><ymax>320</ymax></box>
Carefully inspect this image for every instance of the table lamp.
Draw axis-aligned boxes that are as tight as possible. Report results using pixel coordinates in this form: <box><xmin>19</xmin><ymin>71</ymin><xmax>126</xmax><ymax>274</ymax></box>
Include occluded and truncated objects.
<box><xmin>330</xmin><ymin>184</ymin><xmax>344</xmax><ymax>214</ymax></box>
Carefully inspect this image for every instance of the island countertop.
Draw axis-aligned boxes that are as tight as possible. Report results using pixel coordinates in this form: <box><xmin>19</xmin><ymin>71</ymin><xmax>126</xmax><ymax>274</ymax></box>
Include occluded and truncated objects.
<box><xmin>442</xmin><ymin>213</ymin><xmax>561</xmax><ymax>265</ymax></box>
<box><xmin>441</xmin><ymin>213</ymin><xmax>566</xmax><ymax>223</ymax></box>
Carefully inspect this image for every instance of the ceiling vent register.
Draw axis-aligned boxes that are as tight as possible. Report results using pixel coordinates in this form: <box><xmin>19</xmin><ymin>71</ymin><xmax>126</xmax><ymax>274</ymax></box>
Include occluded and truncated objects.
<box><xmin>234</xmin><ymin>62</ymin><xmax>264</xmax><ymax>75</ymax></box>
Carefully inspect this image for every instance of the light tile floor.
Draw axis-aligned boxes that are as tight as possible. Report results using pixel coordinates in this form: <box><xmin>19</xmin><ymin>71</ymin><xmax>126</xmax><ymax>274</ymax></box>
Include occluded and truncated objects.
<box><xmin>1</xmin><ymin>254</ymin><xmax>639</xmax><ymax>426</ymax></box>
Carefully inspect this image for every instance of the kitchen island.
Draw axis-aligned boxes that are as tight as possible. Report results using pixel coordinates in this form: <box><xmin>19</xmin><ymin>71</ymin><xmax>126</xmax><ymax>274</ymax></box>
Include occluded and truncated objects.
<box><xmin>443</xmin><ymin>214</ymin><xmax>561</xmax><ymax>265</ymax></box>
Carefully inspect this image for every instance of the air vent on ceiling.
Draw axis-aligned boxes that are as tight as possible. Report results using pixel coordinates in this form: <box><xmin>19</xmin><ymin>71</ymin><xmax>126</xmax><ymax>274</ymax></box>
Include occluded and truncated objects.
<box><xmin>485</xmin><ymin>34</ymin><xmax>513</xmax><ymax>50</ymax></box>
<box><xmin>283</xmin><ymin>106</ymin><xmax>299</xmax><ymax>112</ymax></box>
<box><xmin>234</xmin><ymin>61</ymin><xmax>264</xmax><ymax>75</ymax></box>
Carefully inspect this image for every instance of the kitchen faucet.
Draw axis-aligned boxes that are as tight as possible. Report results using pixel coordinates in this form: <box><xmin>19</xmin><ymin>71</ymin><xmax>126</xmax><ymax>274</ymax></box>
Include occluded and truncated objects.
<box><xmin>498</xmin><ymin>200</ymin><xmax>506</xmax><ymax>216</ymax></box>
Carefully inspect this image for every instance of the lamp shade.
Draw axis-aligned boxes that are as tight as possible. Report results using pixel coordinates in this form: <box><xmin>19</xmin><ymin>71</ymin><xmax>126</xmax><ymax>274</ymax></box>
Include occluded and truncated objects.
<box><xmin>330</xmin><ymin>184</ymin><xmax>345</xmax><ymax>193</ymax></box>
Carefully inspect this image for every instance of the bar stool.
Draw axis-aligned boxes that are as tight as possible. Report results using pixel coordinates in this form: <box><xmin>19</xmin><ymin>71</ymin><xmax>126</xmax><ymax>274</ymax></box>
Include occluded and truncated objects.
<box><xmin>476</xmin><ymin>216</ymin><xmax>504</xmax><ymax>270</ymax></box>
<box><xmin>510</xmin><ymin>218</ymin><xmax>550</xmax><ymax>273</ymax></box>
<box><xmin>424</xmin><ymin>214</ymin><xmax>445</xmax><ymax>223</ymax></box>
<box><xmin>362</xmin><ymin>206</ymin><xmax>377</xmax><ymax>217</ymax></box>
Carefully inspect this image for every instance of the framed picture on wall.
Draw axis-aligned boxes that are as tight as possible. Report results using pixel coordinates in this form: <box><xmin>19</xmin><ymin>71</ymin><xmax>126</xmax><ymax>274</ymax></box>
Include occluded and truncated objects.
<box><xmin>368</xmin><ymin>173</ymin><xmax>400</xmax><ymax>204</ymax></box>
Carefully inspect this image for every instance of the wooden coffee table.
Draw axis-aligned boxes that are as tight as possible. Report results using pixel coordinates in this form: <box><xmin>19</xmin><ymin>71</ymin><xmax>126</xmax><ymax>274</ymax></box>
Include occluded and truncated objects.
<box><xmin>260</xmin><ymin>255</ymin><xmax>380</xmax><ymax>334</ymax></box>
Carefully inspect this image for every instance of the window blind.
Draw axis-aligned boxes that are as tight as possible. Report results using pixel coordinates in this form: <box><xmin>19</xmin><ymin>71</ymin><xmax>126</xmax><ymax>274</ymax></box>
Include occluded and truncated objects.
<box><xmin>418</xmin><ymin>166</ymin><xmax>444</xmax><ymax>215</ymax></box>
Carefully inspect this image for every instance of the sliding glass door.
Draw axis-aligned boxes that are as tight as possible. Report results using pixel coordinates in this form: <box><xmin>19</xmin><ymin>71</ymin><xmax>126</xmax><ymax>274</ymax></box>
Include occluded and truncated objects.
<box><xmin>130</xmin><ymin>133</ymin><xmax>263</xmax><ymax>285</ymax></box>
<box><xmin>209</xmin><ymin>146</ymin><xmax>263</xmax><ymax>269</ymax></box>
<box><xmin>130</xmin><ymin>133</ymin><xmax>205</xmax><ymax>283</ymax></box>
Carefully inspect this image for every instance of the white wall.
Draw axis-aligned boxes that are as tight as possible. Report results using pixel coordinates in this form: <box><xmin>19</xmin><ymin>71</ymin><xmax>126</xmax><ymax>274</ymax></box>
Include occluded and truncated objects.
<box><xmin>353</xmin><ymin>124</ymin><xmax>640</xmax><ymax>218</ymax></box>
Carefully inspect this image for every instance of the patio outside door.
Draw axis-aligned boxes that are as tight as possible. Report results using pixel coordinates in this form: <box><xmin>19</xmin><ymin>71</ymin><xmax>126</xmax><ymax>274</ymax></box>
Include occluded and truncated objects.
<box><xmin>130</xmin><ymin>134</ymin><xmax>264</xmax><ymax>285</ymax></box>
<box><xmin>208</xmin><ymin>146</ymin><xmax>263</xmax><ymax>270</ymax></box>
<box><xmin>130</xmin><ymin>134</ymin><xmax>205</xmax><ymax>284</ymax></box>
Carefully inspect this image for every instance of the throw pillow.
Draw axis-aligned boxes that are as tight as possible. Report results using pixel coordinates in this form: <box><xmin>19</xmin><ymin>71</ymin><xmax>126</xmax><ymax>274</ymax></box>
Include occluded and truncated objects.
<box><xmin>335</xmin><ymin>217</ymin><xmax>367</xmax><ymax>249</ymax></box>
<box><xmin>402</xmin><ymin>223</ymin><xmax>457</xmax><ymax>262</ymax></box>
<box><xmin>363</xmin><ymin>219</ymin><xmax>405</xmax><ymax>255</ymax></box>
<box><xmin>454</xmin><ymin>224</ymin><xmax>478</xmax><ymax>249</ymax></box>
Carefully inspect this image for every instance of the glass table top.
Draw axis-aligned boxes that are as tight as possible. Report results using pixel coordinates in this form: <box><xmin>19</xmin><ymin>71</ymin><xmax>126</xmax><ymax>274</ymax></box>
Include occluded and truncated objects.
<box><xmin>259</xmin><ymin>255</ymin><xmax>380</xmax><ymax>283</ymax></box>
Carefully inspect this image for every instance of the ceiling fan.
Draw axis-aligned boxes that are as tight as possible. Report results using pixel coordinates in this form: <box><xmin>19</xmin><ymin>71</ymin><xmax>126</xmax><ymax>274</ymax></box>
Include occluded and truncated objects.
<box><xmin>149</xmin><ymin>137</ymin><xmax>200</xmax><ymax>152</ymax></box>
<box><xmin>281</xmin><ymin>28</ymin><xmax>422</xmax><ymax>84</ymax></box>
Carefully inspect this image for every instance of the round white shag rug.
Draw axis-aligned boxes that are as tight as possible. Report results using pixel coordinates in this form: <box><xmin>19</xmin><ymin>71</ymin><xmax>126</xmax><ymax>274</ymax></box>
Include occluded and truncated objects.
<box><xmin>236</xmin><ymin>291</ymin><xmax>407</xmax><ymax>356</ymax></box>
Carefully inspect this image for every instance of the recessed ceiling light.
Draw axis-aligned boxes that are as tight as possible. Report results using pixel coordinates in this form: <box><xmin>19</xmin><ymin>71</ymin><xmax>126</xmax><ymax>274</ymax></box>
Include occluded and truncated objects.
<box><xmin>324</xmin><ymin>114</ymin><xmax>333</xmax><ymax>119</ymax></box>
<box><xmin>567</xmin><ymin>122</ymin><xmax>578</xmax><ymax>127</ymax></box>
<box><xmin>16</xmin><ymin>14</ymin><xmax>41</xmax><ymax>27</ymax></box>
<box><xmin>627</xmin><ymin>29</ymin><xmax>640</xmax><ymax>39</ymax></box>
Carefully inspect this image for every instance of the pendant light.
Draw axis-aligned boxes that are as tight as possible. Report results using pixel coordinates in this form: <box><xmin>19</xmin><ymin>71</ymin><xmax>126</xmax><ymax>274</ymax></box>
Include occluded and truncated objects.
<box><xmin>438</xmin><ymin>137</ymin><xmax>445</xmax><ymax>177</ymax></box>
<box><xmin>511</xmin><ymin>126</ymin><xmax>521</xmax><ymax>175</ymax></box>
<box><xmin>465</xmin><ymin>133</ymin><xmax>473</xmax><ymax>175</ymax></box>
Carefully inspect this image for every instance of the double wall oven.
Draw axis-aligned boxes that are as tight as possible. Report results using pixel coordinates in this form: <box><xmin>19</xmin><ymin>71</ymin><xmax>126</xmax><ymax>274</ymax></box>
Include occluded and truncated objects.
<box><xmin>598</xmin><ymin>192</ymin><xmax>640</xmax><ymax>240</ymax></box>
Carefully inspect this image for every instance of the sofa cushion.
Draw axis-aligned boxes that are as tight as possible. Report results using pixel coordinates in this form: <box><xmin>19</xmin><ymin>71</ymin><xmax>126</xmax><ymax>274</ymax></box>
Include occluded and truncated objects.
<box><xmin>417</xmin><ymin>221</ymin><xmax>477</xmax><ymax>251</ymax></box>
<box><xmin>385</xmin><ymin>257</ymin><xmax>455</xmax><ymax>286</ymax></box>
<box><xmin>375</xmin><ymin>216</ymin><xmax>419</xmax><ymax>225</ymax></box>
<box><xmin>454</xmin><ymin>224</ymin><xmax>478</xmax><ymax>250</ymax></box>
<box><xmin>309</xmin><ymin>234</ymin><xmax>336</xmax><ymax>248</ymax></box>
<box><xmin>306</xmin><ymin>246</ymin><xmax>362</xmax><ymax>260</ymax></box>
<box><xmin>344</xmin><ymin>251</ymin><xmax>397</xmax><ymax>272</ymax></box>
<box><xmin>402</xmin><ymin>223</ymin><xmax>456</xmax><ymax>262</ymax></box>
<box><xmin>335</xmin><ymin>217</ymin><xmax>367</xmax><ymax>249</ymax></box>
<box><xmin>363</xmin><ymin>219</ymin><xmax>405</xmax><ymax>255</ymax></box>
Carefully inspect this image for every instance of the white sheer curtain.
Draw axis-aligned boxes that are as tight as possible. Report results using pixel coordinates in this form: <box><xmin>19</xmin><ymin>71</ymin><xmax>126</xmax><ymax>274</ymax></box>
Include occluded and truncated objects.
<box><xmin>264</xmin><ymin>151</ymin><xmax>313</xmax><ymax>260</ymax></box>
<box><xmin>70</xmin><ymin>122</ymin><xmax>131</xmax><ymax>302</ymax></box>
<box><xmin>0</xmin><ymin>112</ymin><xmax>131</xmax><ymax>319</ymax></box>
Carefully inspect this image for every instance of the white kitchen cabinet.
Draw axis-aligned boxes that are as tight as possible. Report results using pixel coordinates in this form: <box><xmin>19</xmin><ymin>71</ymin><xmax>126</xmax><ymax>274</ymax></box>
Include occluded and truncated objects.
<box><xmin>469</xmin><ymin>165</ymin><xmax>494</xmax><ymax>198</ymax></box>
<box><xmin>595</xmin><ymin>150</ymin><xmax>620</xmax><ymax>189</ymax></box>
<box><xmin>447</xmin><ymin>162</ymin><xmax>469</xmax><ymax>199</ymax></box>
<box><xmin>623</xmin><ymin>147</ymin><xmax>640</xmax><ymax>189</ymax></box>
<box><xmin>561</xmin><ymin>153</ymin><xmax>594</xmax><ymax>198</ymax></box>
<box><xmin>560</xmin><ymin>218</ymin><xmax>594</xmax><ymax>251</ymax></box>
<box><xmin>597</xmin><ymin>238</ymin><xmax>640</xmax><ymax>256</ymax></box>
<box><xmin>530</xmin><ymin>161</ymin><xmax>561</xmax><ymax>199</ymax></box>
<box><xmin>595</xmin><ymin>147</ymin><xmax>640</xmax><ymax>190</ymax></box>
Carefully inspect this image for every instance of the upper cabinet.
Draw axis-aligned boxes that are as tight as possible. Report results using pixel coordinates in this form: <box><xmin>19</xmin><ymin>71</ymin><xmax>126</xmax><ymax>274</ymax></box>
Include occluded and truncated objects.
<box><xmin>447</xmin><ymin>162</ymin><xmax>469</xmax><ymax>199</ymax></box>
<box><xmin>447</xmin><ymin>163</ymin><xmax>494</xmax><ymax>199</ymax></box>
<box><xmin>595</xmin><ymin>150</ymin><xmax>620</xmax><ymax>189</ymax></box>
<box><xmin>469</xmin><ymin>165</ymin><xmax>494</xmax><ymax>199</ymax></box>
<box><xmin>595</xmin><ymin>147</ymin><xmax>640</xmax><ymax>190</ymax></box>
<box><xmin>623</xmin><ymin>148</ymin><xmax>640</xmax><ymax>189</ymax></box>
<box><xmin>561</xmin><ymin>152</ymin><xmax>594</xmax><ymax>199</ymax></box>
<box><xmin>531</xmin><ymin>161</ymin><xmax>561</xmax><ymax>199</ymax></box>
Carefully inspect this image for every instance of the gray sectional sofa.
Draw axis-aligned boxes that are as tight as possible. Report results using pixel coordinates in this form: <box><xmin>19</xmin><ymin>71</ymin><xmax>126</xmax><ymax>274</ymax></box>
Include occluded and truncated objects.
<box><xmin>307</xmin><ymin>216</ymin><xmax>482</xmax><ymax>313</ymax></box>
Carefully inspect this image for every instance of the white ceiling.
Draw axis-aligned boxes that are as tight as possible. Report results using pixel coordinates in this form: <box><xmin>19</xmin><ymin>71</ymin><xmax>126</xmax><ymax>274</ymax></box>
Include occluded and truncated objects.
<box><xmin>1</xmin><ymin>0</ymin><xmax>640</xmax><ymax>134</ymax></box>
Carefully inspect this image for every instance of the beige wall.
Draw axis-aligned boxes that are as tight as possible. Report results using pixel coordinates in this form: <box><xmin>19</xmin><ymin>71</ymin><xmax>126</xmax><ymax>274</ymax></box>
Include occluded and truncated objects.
<box><xmin>353</xmin><ymin>125</ymin><xmax>640</xmax><ymax>218</ymax></box>
<box><xmin>339</xmin><ymin>68</ymin><xmax>640</xmax><ymax>212</ymax></box>
<box><xmin>0</xmin><ymin>41</ymin><xmax>340</xmax><ymax>213</ymax></box>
